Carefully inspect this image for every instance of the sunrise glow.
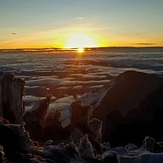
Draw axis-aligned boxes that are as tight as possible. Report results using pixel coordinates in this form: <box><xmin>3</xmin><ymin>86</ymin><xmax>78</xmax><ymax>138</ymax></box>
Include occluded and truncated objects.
<box><xmin>77</xmin><ymin>47</ymin><xmax>84</xmax><ymax>53</ymax></box>
<box><xmin>65</xmin><ymin>33</ymin><xmax>97</xmax><ymax>49</ymax></box>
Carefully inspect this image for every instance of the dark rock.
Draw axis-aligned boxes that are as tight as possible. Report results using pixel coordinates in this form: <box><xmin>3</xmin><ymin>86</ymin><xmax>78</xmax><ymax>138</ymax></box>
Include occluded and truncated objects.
<box><xmin>93</xmin><ymin>71</ymin><xmax>162</xmax><ymax>143</ymax></box>
<box><xmin>0</xmin><ymin>72</ymin><xmax>4</xmax><ymax>117</ymax></box>
<box><xmin>142</xmin><ymin>136</ymin><xmax>163</xmax><ymax>153</ymax></box>
<box><xmin>101</xmin><ymin>150</ymin><xmax>120</xmax><ymax>163</ymax></box>
<box><xmin>110</xmin><ymin>83</ymin><xmax>163</xmax><ymax>146</ymax></box>
<box><xmin>1</xmin><ymin>73</ymin><xmax>25</xmax><ymax>124</ymax></box>
<box><xmin>0</xmin><ymin>121</ymin><xmax>37</xmax><ymax>162</ymax></box>
<box><xmin>43</xmin><ymin>143</ymin><xmax>83</xmax><ymax>163</ymax></box>
<box><xmin>70</xmin><ymin>100</ymin><xmax>93</xmax><ymax>131</ymax></box>
<box><xmin>79</xmin><ymin>134</ymin><xmax>95</xmax><ymax>160</ymax></box>
<box><xmin>94</xmin><ymin>71</ymin><xmax>162</xmax><ymax>119</ymax></box>
<box><xmin>24</xmin><ymin>97</ymin><xmax>50</xmax><ymax>139</ymax></box>
<box><xmin>43</xmin><ymin>110</ymin><xmax>62</xmax><ymax>140</ymax></box>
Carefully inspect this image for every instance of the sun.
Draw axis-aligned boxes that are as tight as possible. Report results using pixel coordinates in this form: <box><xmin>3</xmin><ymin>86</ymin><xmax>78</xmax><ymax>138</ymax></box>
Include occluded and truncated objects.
<box><xmin>65</xmin><ymin>33</ymin><xmax>97</xmax><ymax>51</ymax></box>
<box><xmin>78</xmin><ymin>47</ymin><xmax>84</xmax><ymax>53</ymax></box>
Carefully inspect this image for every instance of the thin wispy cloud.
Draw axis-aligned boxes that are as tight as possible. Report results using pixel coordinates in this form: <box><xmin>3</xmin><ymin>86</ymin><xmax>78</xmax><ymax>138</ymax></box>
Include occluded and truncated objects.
<box><xmin>136</xmin><ymin>43</ymin><xmax>156</xmax><ymax>46</ymax></box>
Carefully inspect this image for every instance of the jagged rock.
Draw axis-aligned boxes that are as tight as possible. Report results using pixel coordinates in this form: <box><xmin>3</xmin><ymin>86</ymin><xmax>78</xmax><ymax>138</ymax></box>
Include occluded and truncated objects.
<box><xmin>103</xmin><ymin>111</ymin><xmax>123</xmax><ymax>143</ymax></box>
<box><xmin>0</xmin><ymin>72</ymin><xmax>4</xmax><ymax>117</ymax></box>
<box><xmin>1</xmin><ymin>72</ymin><xmax>25</xmax><ymax>124</ymax></box>
<box><xmin>70</xmin><ymin>100</ymin><xmax>93</xmax><ymax>130</ymax></box>
<box><xmin>109</xmin><ymin>83</ymin><xmax>163</xmax><ymax>147</ymax></box>
<box><xmin>94</xmin><ymin>71</ymin><xmax>162</xmax><ymax>119</ymax></box>
<box><xmin>92</xmin><ymin>71</ymin><xmax>163</xmax><ymax>143</ymax></box>
<box><xmin>79</xmin><ymin>134</ymin><xmax>95</xmax><ymax>160</ymax></box>
<box><xmin>24</xmin><ymin>96</ymin><xmax>50</xmax><ymax>139</ymax></box>
<box><xmin>101</xmin><ymin>150</ymin><xmax>120</xmax><ymax>163</ymax></box>
<box><xmin>142</xmin><ymin>136</ymin><xmax>163</xmax><ymax>153</ymax></box>
<box><xmin>42</xmin><ymin>109</ymin><xmax>73</xmax><ymax>142</ymax></box>
<box><xmin>45</xmin><ymin>110</ymin><xmax>62</xmax><ymax>128</ymax></box>
<box><xmin>125</xmin><ymin>144</ymin><xmax>139</xmax><ymax>151</ymax></box>
<box><xmin>42</xmin><ymin>143</ymin><xmax>83</xmax><ymax>163</ymax></box>
<box><xmin>89</xmin><ymin>118</ymin><xmax>103</xmax><ymax>142</ymax></box>
<box><xmin>69</xmin><ymin>129</ymin><xmax>83</xmax><ymax>145</ymax></box>
<box><xmin>0</xmin><ymin>121</ymin><xmax>37</xmax><ymax>162</ymax></box>
<box><xmin>142</xmin><ymin>136</ymin><xmax>155</xmax><ymax>152</ymax></box>
<box><xmin>0</xmin><ymin>145</ymin><xmax>6</xmax><ymax>163</ymax></box>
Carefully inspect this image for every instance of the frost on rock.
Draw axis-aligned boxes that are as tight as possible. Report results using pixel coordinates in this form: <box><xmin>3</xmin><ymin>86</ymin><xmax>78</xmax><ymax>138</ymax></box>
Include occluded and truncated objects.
<box><xmin>81</xmin><ymin>80</ymin><xmax>115</xmax><ymax>109</ymax></box>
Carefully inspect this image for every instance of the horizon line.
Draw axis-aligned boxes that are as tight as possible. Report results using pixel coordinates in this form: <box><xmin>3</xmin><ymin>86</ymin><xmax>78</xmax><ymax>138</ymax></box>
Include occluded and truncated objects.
<box><xmin>1</xmin><ymin>46</ymin><xmax>163</xmax><ymax>51</ymax></box>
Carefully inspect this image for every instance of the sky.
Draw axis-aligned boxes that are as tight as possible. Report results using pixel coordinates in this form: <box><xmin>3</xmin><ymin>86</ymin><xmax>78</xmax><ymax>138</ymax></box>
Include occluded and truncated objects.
<box><xmin>0</xmin><ymin>0</ymin><xmax>163</xmax><ymax>49</ymax></box>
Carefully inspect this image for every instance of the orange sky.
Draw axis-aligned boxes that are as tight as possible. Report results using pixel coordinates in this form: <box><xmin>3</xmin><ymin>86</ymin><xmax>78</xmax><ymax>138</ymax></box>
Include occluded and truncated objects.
<box><xmin>0</xmin><ymin>0</ymin><xmax>163</xmax><ymax>49</ymax></box>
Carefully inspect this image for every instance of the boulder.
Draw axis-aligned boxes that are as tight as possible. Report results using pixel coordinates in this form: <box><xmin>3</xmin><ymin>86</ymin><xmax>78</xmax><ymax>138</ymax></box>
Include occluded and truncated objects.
<box><xmin>92</xmin><ymin>71</ymin><xmax>163</xmax><ymax>142</ymax></box>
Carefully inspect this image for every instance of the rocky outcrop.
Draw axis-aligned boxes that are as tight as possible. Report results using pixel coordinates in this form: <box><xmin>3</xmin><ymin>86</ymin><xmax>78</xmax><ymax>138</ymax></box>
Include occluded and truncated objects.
<box><xmin>1</xmin><ymin>119</ymin><xmax>163</xmax><ymax>163</ymax></box>
<box><xmin>24</xmin><ymin>96</ymin><xmax>51</xmax><ymax>139</ymax></box>
<box><xmin>92</xmin><ymin>71</ymin><xmax>163</xmax><ymax>142</ymax></box>
<box><xmin>0</xmin><ymin>72</ymin><xmax>4</xmax><ymax>117</ymax></box>
<box><xmin>94</xmin><ymin>71</ymin><xmax>162</xmax><ymax>119</ymax></box>
<box><xmin>70</xmin><ymin>100</ymin><xmax>93</xmax><ymax>130</ymax></box>
<box><xmin>1</xmin><ymin>73</ymin><xmax>25</xmax><ymax>124</ymax></box>
<box><xmin>0</xmin><ymin>71</ymin><xmax>163</xmax><ymax>162</ymax></box>
<box><xmin>104</xmin><ymin>83</ymin><xmax>163</xmax><ymax>147</ymax></box>
<box><xmin>0</xmin><ymin>121</ymin><xmax>37</xmax><ymax>162</ymax></box>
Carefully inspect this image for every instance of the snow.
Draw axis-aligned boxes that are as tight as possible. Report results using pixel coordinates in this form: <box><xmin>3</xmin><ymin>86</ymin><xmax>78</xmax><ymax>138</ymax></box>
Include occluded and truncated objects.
<box><xmin>120</xmin><ymin>152</ymin><xmax>163</xmax><ymax>163</ymax></box>
<box><xmin>80</xmin><ymin>80</ymin><xmax>116</xmax><ymax>108</ymax></box>
<box><xmin>60</xmin><ymin>105</ymin><xmax>71</xmax><ymax>128</ymax></box>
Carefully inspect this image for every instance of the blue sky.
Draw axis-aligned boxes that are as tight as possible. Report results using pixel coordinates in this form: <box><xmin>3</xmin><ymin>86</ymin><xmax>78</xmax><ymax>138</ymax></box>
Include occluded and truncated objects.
<box><xmin>0</xmin><ymin>0</ymin><xmax>163</xmax><ymax>48</ymax></box>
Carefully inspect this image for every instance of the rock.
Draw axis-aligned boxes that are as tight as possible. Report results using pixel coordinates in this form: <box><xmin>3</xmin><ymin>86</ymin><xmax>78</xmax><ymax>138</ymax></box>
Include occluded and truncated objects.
<box><xmin>125</xmin><ymin>144</ymin><xmax>139</xmax><ymax>151</ymax></box>
<box><xmin>0</xmin><ymin>145</ymin><xmax>6</xmax><ymax>163</ymax></box>
<box><xmin>94</xmin><ymin>71</ymin><xmax>162</xmax><ymax>119</ymax></box>
<box><xmin>89</xmin><ymin>118</ymin><xmax>103</xmax><ymax>142</ymax></box>
<box><xmin>1</xmin><ymin>72</ymin><xmax>25</xmax><ymax>124</ymax></box>
<box><xmin>92</xmin><ymin>71</ymin><xmax>162</xmax><ymax>142</ymax></box>
<box><xmin>69</xmin><ymin>128</ymin><xmax>83</xmax><ymax>145</ymax></box>
<box><xmin>79</xmin><ymin>134</ymin><xmax>95</xmax><ymax>160</ymax></box>
<box><xmin>0</xmin><ymin>121</ymin><xmax>36</xmax><ymax>162</ymax></box>
<box><xmin>142</xmin><ymin>136</ymin><xmax>155</xmax><ymax>152</ymax></box>
<box><xmin>70</xmin><ymin>100</ymin><xmax>93</xmax><ymax>131</ymax></box>
<box><xmin>43</xmin><ymin>143</ymin><xmax>83</xmax><ymax>163</ymax></box>
<box><xmin>103</xmin><ymin>111</ymin><xmax>123</xmax><ymax>143</ymax></box>
<box><xmin>110</xmin><ymin>83</ymin><xmax>163</xmax><ymax>147</ymax></box>
<box><xmin>101</xmin><ymin>150</ymin><xmax>120</xmax><ymax>163</ymax></box>
<box><xmin>142</xmin><ymin>136</ymin><xmax>163</xmax><ymax>153</ymax></box>
<box><xmin>0</xmin><ymin>72</ymin><xmax>4</xmax><ymax>117</ymax></box>
<box><xmin>24</xmin><ymin>96</ymin><xmax>50</xmax><ymax>139</ymax></box>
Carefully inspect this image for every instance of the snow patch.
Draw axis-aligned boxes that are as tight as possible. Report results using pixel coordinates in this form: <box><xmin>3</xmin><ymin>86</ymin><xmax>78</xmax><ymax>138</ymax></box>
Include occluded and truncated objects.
<box><xmin>80</xmin><ymin>80</ymin><xmax>116</xmax><ymax>108</ymax></box>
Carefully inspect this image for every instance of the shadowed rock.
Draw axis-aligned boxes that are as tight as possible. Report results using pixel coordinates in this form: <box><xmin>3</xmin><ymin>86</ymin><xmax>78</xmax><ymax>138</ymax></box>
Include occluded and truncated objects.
<box><xmin>24</xmin><ymin>96</ymin><xmax>50</xmax><ymax>139</ymax></box>
<box><xmin>70</xmin><ymin>100</ymin><xmax>93</xmax><ymax>131</ymax></box>
<box><xmin>0</xmin><ymin>121</ymin><xmax>38</xmax><ymax>162</ymax></box>
<box><xmin>94</xmin><ymin>71</ymin><xmax>162</xmax><ymax>119</ymax></box>
<box><xmin>109</xmin><ymin>84</ymin><xmax>163</xmax><ymax>147</ymax></box>
<box><xmin>1</xmin><ymin>73</ymin><xmax>25</xmax><ymax>124</ymax></box>
<box><xmin>79</xmin><ymin>134</ymin><xmax>95</xmax><ymax>160</ymax></box>
<box><xmin>0</xmin><ymin>72</ymin><xmax>4</xmax><ymax>117</ymax></box>
<box><xmin>93</xmin><ymin>71</ymin><xmax>163</xmax><ymax>142</ymax></box>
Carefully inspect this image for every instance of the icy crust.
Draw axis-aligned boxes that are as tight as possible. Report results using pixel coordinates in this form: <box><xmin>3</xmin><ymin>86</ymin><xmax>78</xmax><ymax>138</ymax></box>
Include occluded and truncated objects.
<box><xmin>80</xmin><ymin>80</ymin><xmax>116</xmax><ymax>108</ymax></box>
<box><xmin>60</xmin><ymin>105</ymin><xmax>71</xmax><ymax>128</ymax></box>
